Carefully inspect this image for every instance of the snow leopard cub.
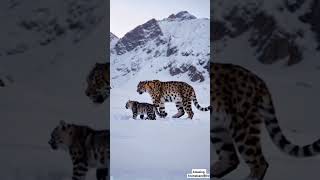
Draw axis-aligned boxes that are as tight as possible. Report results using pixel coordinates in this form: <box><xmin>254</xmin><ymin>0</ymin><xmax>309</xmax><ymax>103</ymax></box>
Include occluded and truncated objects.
<box><xmin>125</xmin><ymin>100</ymin><xmax>161</xmax><ymax>120</ymax></box>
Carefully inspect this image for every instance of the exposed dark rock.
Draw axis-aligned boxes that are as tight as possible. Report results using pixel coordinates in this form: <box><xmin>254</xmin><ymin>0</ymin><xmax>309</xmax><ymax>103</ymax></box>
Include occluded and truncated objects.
<box><xmin>169</xmin><ymin>64</ymin><xmax>205</xmax><ymax>82</ymax></box>
<box><xmin>213</xmin><ymin>6</ymin><xmax>304</xmax><ymax>66</ymax></box>
<box><xmin>8</xmin><ymin>0</ymin><xmax>21</xmax><ymax>9</ymax></box>
<box><xmin>167</xmin><ymin>11</ymin><xmax>196</xmax><ymax>21</ymax></box>
<box><xmin>285</xmin><ymin>0</ymin><xmax>305</xmax><ymax>12</ymax></box>
<box><xmin>110</xmin><ymin>32</ymin><xmax>118</xmax><ymax>41</ymax></box>
<box><xmin>257</xmin><ymin>36</ymin><xmax>302</xmax><ymax>65</ymax></box>
<box><xmin>155</xmin><ymin>38</ymin><xmax>167</xmax><ymax>46</ymax></box>
<box><xmin>13</xmin><ymin>0</ymin><xmax>105</xmax><ymax>50</ymax></box>
<box><xmin>224</xmin><ymin>6</ymin><xmax>252</xmax><ymax>37</ymax></box>
<box><xmin>6</xmin><ymin>44</ymin><xmax>28</xmax><ymax>55</ymax></box>
<box><xmin>154</xmin><ymin>50</ymin><xmax>161</xmax><ymax>57</ymax></box>
<box><xmin>187</xmin><ymin>65</ymin><xmax>205</xmax><ymax>82</ymax></box>
<box><xmin>211</xmin><ymin>20</ymin><xmax>230</xmax><ymax>41</ymax></box>
<box><xmin>299</xmin><ymin>0</ymin><xmax>320</xmax><ymax>49</ymax></box>
<box><xmin>115</xmin><ymin>19</ymin><xmax>163</xmax><ymax>55</ymax></box>
<box><xmin>166</xmin><ymin>46</ymin><xmax>178</xmax><ymax>56</ymax></box>
<box><xmin>204</xmin><ymin>60</ymin><xmax>210</xmax><ymax>73</ymax></box>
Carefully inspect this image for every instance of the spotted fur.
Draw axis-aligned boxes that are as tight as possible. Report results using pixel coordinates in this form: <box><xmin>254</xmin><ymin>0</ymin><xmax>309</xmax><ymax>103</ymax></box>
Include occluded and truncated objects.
<box><xmin>211</xmin><ymin>63</ymin><xmax>320</xmax><ymax>180</ymax></box>
<box><xmin>48</xmin><ymin>120</ymin><xmax>109</xmax><ymax>180</ymax></box>
<box><xmin>137</xmin><ymin>80</ymin><xmax>211</xmax><ymax>119</ymax></box>
<box><xmin>125</xmin><ymin>100</ymin><xmax>161</xmax><ymax>120</ymax></box>
<box><xmin>85</xmin><ymin>63</ymin><xmax>110</xmax><ymax>104</ymax></box>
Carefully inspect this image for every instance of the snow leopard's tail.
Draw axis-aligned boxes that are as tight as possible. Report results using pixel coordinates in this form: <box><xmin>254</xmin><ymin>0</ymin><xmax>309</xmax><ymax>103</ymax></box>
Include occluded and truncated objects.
<box><xmin>192</xmin><ymin>90</ymin><xmax>211</xmax><ymax>111</ymax></box>
<box><xmin>260</xmin><ymin>92</ymin><xmax>320</xmax><ymax>157</ymax></box>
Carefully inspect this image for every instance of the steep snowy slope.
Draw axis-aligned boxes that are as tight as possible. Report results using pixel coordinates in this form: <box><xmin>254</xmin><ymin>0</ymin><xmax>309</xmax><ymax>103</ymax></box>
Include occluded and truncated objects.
<box><xmin>111</xmin><ymin>11</ymin><xmax>210</xmax><ymax>88</ymax></box>
<box><xmin>110</xmin><ymin>32</ymin><xmax>119</xmax><ymax>54</ymax></box>
<box><xmin>0</xmin><ymin>1</ymin><xmax>108</xmax><ymax>180</ymax></box>
<box><xmin>0</xmin><ymin>0</ymin><xmax>106</xmax><ymax>57</ymax></box>
<box><xmin>212</xmin><ymin>0</ymin><xmax>320</xmax><ymax>179</ymax></box>
<box><xmin>212</xmin><ymin>0</ymin><xmax>320</xmax><ymax>66</ymax></box>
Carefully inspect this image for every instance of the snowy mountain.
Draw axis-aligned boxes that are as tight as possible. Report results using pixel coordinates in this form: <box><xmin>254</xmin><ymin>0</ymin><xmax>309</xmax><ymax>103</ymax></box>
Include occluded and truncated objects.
<box><xmin>212</xmin><ymin>0</ymin><xmax>320</xmax><ymax>66</ymax></box>
<box><xmin>110</xmin><ymin>11</ymin><xmax>210</xmax><ymax>87</ymax></box>
<box><xmin>110</xmin><ymin>32</ymin><xmax>119</xmax><ymax>47</ymax></box>
<box><xmin>0</xmin><ymin>0</ymin><xmax>106</xmax><ymax>57</ymax></box>
<box><xmin>167</xmin><ymin>11</ymin><xmax>197</xmax><ymax>21</ymax></box>
<box><xmin>110</xmin><ymin>32</ymin><xmax>119</xmax><ymax>54</ymax></box>
<box><xmin>211</xmin><ymin>1</ymin><xmax>320</xmax><ymax>180</ymax></box>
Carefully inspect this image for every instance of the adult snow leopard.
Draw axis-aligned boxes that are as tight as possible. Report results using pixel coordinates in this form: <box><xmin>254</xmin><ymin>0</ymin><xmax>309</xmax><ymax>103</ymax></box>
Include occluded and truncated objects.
<box><xmin>137</xmin><ymin>80</ymin><xmax>211</xmax><ymax>119</ymax></box>
<box><xmin>85</xmin><ymin>63</ymin><xmax>110</xmax><ymax>104</ymax></box>
<box><xmin>211</xmin><ymin>63</ymin><xmax>320</xmax><ymax>180</ymax></box>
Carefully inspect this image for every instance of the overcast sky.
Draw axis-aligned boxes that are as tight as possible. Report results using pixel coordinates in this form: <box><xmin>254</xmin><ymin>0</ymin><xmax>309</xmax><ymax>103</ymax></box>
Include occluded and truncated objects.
<box><xmin>110</xmin><ymin>0</ymin><xmax>210</xmax><ymax>38</ymax></box>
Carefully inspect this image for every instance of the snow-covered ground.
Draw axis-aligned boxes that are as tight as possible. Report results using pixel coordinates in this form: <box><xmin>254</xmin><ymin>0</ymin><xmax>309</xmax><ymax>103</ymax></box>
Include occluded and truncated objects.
<box><xmin>110</xmin><ymin>67</ymin><xmax>210</xmax><ymax>180</ymax></box>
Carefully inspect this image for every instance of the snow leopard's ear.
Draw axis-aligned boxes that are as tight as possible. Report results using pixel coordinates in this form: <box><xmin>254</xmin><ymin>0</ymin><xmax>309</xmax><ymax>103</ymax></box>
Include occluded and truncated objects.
<box><xmin>59</xmin><ymin>120</ymin><xmax>68</xmax><ymax>131</ymax></box>
<box><xmin>59</xmin><ymin>120</ymin><xmax>66</xmax><ymax>127</ymax></box>
<box><xmin>153</xmin><ymin>80</ymin><xmax>161</xmax><ymax>86</ymax></box>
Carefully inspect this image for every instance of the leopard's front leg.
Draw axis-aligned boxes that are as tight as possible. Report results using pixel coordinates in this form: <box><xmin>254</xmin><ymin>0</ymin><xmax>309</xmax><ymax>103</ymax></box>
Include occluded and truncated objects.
<box><xmin>70</xmin><ymin>148</ymin><xmax>88</xmax><ymax>180</ymax></box>
<box><xmin>132</xmin><ymin>106</ymin><xmax>138</xmax><ymax>119</ymax></box>
<box><xmin>152</xmin><ymin>96</ymin><xmax>167</xmax><ymax>118</ymax></box>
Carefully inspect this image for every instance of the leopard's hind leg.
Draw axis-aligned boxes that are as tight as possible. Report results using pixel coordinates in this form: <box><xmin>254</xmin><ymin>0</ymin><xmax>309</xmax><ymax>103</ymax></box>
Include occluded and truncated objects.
<box><xmin>183</xmin><ymin>99</ymin><xmax>194</xmax><ymax>119</ymax></box>
<box><xmin>172</xmin><ymin>101</ymin><xmax>185</xmax><ymax>118</ymax></box>
<box><xmin>211</xmin><ymin>111</ymin><xmax>239</xmax><ymax>178</ymax></box>
<box><xmin>232</xmin><ymin>111</ymin><xmax>268</xmax><ymax>180</ymax></box>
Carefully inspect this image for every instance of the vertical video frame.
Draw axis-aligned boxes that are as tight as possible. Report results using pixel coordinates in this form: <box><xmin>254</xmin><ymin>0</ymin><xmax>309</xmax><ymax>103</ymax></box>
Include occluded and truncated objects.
<box><xmin>110</xmin><ymin>0</ymin><xmax>210</xmax><ymax>179</ymax></box>
<box><xmin>211</xmin><ymin>0</ymin><xmax>320</xmax><ymax>180</ymax></box>
<box><xmin>0</xmin><ymin>0</ymin><xmax>110</xmax><ymax>180</ymax></box>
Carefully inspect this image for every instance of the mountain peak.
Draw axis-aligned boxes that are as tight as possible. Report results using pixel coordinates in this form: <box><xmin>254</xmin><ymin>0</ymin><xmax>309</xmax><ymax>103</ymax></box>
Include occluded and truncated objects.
<box><xmin>167</xmin><ymin>11</ymin><xmax>197</xmax><ymax>21</ymax></box>
<box><xmin>114</xmin><ymin>18</ymin><xmax>163</xmax><ymax>55</ymax></box>
<box><xmin>110</xmin><ymin>32</ymin><xmax>119</xmax><ymax>41</ymax></box>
